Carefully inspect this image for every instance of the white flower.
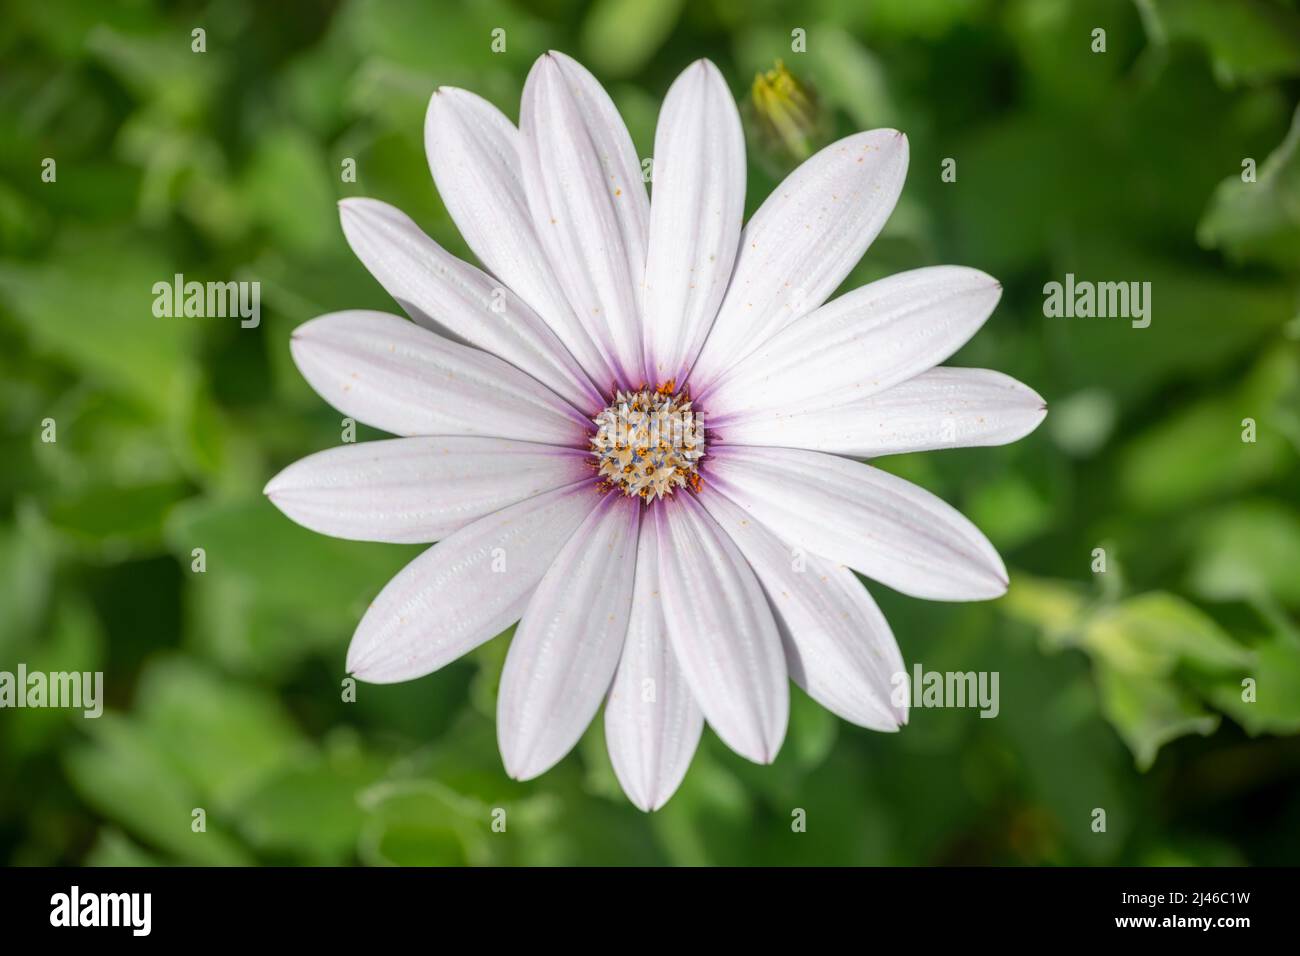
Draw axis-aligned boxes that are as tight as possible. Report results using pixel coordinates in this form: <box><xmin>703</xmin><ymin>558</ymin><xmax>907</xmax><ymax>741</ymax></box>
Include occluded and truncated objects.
<box><xmin>266</xmin><ymin>52</ymin><xmax>1046</xmax><ymax>811</ymax></box>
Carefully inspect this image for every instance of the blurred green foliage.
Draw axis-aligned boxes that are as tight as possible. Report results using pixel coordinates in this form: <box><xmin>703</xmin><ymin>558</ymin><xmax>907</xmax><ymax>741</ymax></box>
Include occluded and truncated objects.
<box><xmin>2</xmin><ymin>0</ymin><xmax>1299</xmax><ymax>866</ymax></box>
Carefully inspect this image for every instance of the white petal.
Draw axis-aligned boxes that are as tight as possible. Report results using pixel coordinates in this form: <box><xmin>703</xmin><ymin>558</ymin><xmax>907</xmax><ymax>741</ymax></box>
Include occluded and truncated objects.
<box><xmin>642</xmin><ymin>59</ymin><xmax>745</xmax><ymax>385</ymax></box>
<box><xmin>338</xmin><ymin>198</ymin><xmax>601</xmax><ymax>412</ymax></box>
<box><xmin>498</xmin><ymin>494</ymin><xmax>641</xmax><ymax>780</ymax></box>
<box><xmin>520</xmin><ymin>51</ymin><xmax>649</xmax><ymax>389</ymax></box>
<box><xmin>718</xmin><ymin>367</ymin><xmax>1046</xmax><ymax>458</ymax></box>
<box><xmin>604</xmin><ymin>524</ymin><xmax>703</xmax><ymax>811</ymax></box>
<box><xmin>424</xmin><ymin>87</ymin><xmax>616</xmax><ymax>389</ymax></box>
<box><xmin>264</xmin><ymin>437</ymin><xmax>590</xmax><ymax>544</ymax></box>
<box><xmin>706</xmin><ymin>266</ymin><xmax>1001</xmax><ymax>420</ymax></box>
<box><xmin>290</xmin><ymin>310</ymin><xmax>589</xmax><ymax>444</ymax></box>
<box><xmin>699</xmin><ymin>485</ymin><xmax>905</xmax><ymax>731</ymax></box>
<box><xmin>346</xmin><ymin>481</ymin><xmax>594</xmax><ymax>683</ymax></box>
<box><xmin>689</xmin><ymin>129</ymin><xmax>909</xmax><ymax>392</ymax></box>
<box><xmin>655</xmin><ymin>494</ymin><xmax>788</xmax><ymax>763</ymax></box>
<box><xmin>707</xmin><ymin>445</ymin><xmax>1008</xmax><ymax>601</ymax></box>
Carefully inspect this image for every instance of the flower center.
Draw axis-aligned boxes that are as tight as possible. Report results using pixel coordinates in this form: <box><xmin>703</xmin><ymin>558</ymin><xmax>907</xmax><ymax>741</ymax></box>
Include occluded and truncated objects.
<box><xmin>590</xmin><ymin>382</ymin><xmax>705</xmax><ymax>503</ymax></box>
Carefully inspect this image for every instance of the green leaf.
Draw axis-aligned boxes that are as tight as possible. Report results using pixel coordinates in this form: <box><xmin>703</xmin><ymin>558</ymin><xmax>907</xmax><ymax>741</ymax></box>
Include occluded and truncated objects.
<box><xmin>2</xmin><ymin>595</ymin><xmax>105</xmax><ymax>757</ymax></box>
<box><xmin>577</xmin><ymin>719</ymin><xmax>624</xmax><ymax>802</ymax></box>
<box><xmin>32</xmin><ymin>389</ymin><xmax>183</xmax><ymax>491</ymax></box>
<box><xmin>651</xmin><ymin>749</ymin><xmax>753</xmax><ymax>866</ymax></box>
<box><xmin>1095</xmin><ymin>664</ymin><xmax>1218</xmax><ymax>771</ymax></box>
<box><xmin>338</xmin><ymin>0</ymin><xmax>550</xmax><ymax>80</ymax></box>
<box><xmin>132</xmin><ymin>656</ymin><xmax>306</xmax><ymax>808</ymax></box>
<box><xmin>1005</xmin><ymin>0</ymin><xmax>1135</xmax><ymax>114</ymax></box>
<box><xmin>356</xmin><ymin>780</ymin><xmax>487</xmax><ymax>866</ymax></box>
<box><xmin>164</xmin><ymin>494</ymin><xmax>415</xmax><ymax>667</ymax></box>
<box><xmin>234</xmin><ymin>732</ymin><xmax>388</xmax><ymax>864</ymax></box>
<box><xmin>857</xmin><ymin>0</ymin><xmax>986</xmax><ymax>39</ymax></box>
<box><xmin>1204</xmin><ymin>632</ymin><xmax>1300</xmax><ymax>735</ymax></box>
<box><xmin>1199</xmin><ymin>104</ymin><xmax>1300</xmax><ymax>267</ymax></box>
<box><xmin>787</xmin><ymin>686</ymin><xmax>838</xmax><ymax>769</ymax></box>
<box><xmin>1147</xmin><ymin>0</ymin><xmax>1300</xmax><ymax>85</ymax></box>
<box><xmin>64</xmin><ymin>714</ymin><xmax>252</xmax><ymax>865</ymax></box>
<box><xmin>0</xmin><ymin>229</ymin><xmax>199</xmax><ymax>413</ymax></box>
<box><xmin>995</xmin><ymin>648</ymin><xmax>1133</xmax><ymax>862</ymax></box>
<box><xmin>0</xmin><ymin>521</ymin><xmax>53</xmax><ymax>657</ymax></box>
<box><xmin>1001</xmin><ymin>575</ymin><xmax>1091</xmax><ymax>648</ymax></box>
<box><xmin>1046</xmin><ymin>388</ymin><xmax>1118</xmax><ymax>458</ymax></box>
<box><xmin>86</xmin><ymin>24</ymin><xmax>223</xmax><ymax>121</ymax></box>
<box><xmin>581</xmin><ymin>0</ymin><xmax>684</xmax><ymax>78</ymax></box>
<box><xmin>85</xmin><ymin>830</ymin><xmax>163</xmax><ymax>867</ymax></box>
<box><xmin>1187</xmin><ymin>500</ymin><xmax>1300</xmax><ymax>606</ymax></box>
<box><xmin>963</xmin><ymin>472</ymin><xmax>1053</xmax><ymax>549</ymax></box>
<box><xmin>1118</xmin><ymin>345</ymin><xmax>1299</xmax><ymax>512</ymax></box>
<box><xmin>1084</xmin><ymin>593</ymin><xmax>1254</xmax><ymax>678</ymax></box>
<box><xmin>806</xmin><ymin>27</ymin><xmax>901</xmax><ymax>130</ymax></box>
<box><xmin>241</xmin><ymin>128</ymin><xmax>337</xmax><ymax>256</ymax></box>
<box><xmin>1076</xmin><ymin>593</ymin><xmax>1258</xmax><ymax>767</ymax></box>
<box><xmin>43</xmin><ymin>480</ymin><xmax>190</xmax><ymax>556</ymax></box>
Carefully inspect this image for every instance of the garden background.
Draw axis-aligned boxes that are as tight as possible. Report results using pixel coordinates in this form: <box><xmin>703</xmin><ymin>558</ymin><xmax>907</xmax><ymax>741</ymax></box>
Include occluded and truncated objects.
<box><xmin>2</xmin><ymin>0</ymin><xmax>1299</xmax><ymax>865</ymax></box>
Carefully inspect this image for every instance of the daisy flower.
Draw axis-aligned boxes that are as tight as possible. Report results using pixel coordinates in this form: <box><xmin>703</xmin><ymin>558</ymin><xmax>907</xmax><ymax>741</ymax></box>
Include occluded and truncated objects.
<box><xmin>266</xmin><ymin>52</ymin><xmax>1046</xmax><ymax>811</ymax></box>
